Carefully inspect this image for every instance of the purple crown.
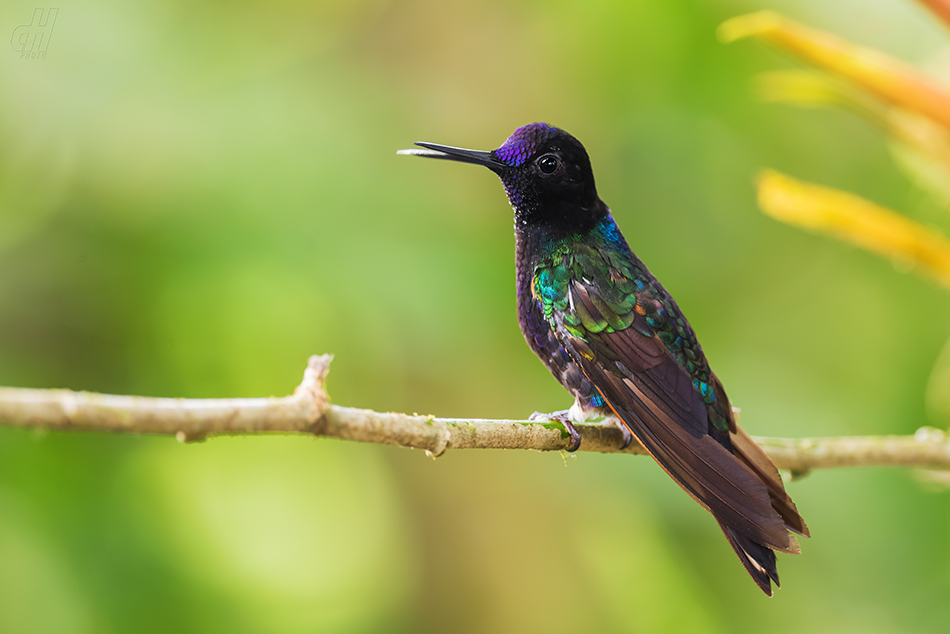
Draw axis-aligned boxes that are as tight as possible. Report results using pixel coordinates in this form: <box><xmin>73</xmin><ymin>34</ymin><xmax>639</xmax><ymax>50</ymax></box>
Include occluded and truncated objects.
<box><xmin>491</xmin><ymin>122</ymin><xmax>559</xmax><ymax>167</ymax></box>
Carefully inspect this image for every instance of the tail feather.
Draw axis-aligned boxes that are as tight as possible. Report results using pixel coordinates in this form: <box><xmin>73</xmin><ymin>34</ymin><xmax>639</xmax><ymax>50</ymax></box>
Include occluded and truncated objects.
<box><xmin>716</xmin><ymin>379</ymin><xmax>805</xmax><ymax>594</ymax></box>
<box><xmin>731</xmin><ymin>426</ymin><xmax>810</xmax><ymax>539</ymax></box>
<box><xmin>566</xmin><ymin>345</ymin><xmax>809</xmax><ymax>595</ymax></box>
<box><xmin>719</xmin><ymin>521</ymin><xmax>779</xmax><ymax>597</ymax></box>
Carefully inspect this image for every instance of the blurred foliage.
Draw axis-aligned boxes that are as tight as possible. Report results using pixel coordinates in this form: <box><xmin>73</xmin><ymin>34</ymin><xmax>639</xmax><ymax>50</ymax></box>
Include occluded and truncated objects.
<box><xmin>2</xmin><ymin>0</ymin><xmax>950</xmax><ymax>632</ymax></box>
<box><xmin>723</xmin><ymin>7</ymin><xmax>950</xmax><ymax>434</ymax></box>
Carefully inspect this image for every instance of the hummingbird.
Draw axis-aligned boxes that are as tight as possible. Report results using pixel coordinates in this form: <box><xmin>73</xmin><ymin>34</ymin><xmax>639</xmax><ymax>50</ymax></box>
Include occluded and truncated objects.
<box><xmin>399</xmin><ymin>122</ymin><xmax>808</xmax><ymax>595</ymax></box>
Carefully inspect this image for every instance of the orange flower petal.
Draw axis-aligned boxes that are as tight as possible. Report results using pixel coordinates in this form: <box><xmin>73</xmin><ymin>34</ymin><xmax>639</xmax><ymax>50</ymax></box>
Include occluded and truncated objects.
<box><xmin>918</xmin><ymin>0</ymin><xmax>950</xmax><ymax>30</ymax></box>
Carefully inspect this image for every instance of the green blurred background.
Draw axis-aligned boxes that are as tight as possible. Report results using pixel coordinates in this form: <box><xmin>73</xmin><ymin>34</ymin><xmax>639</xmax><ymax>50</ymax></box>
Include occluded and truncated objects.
<box><xmin>2</xmin><ymin>0</ymin><xmax>950</xmax><ymax>632</ymax></box>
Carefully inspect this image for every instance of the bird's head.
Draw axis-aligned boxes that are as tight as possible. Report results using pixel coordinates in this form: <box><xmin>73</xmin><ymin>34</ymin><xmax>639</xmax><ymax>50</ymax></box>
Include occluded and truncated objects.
<box><xmin>400</xmin><ymin>123</ymin><xmax>603</xmax><ymax>233</ymax></box>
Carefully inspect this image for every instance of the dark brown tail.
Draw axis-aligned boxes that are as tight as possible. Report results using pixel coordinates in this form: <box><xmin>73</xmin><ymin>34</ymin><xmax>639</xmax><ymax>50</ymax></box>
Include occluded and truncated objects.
<box><xmin>569</xmin><ymin>343</ymin><xmax>808</xmax><ymax>596</ymax></box>
<box><xmin>718</xmin><ymin>521</ymin><xmax>780</xmax><ymax>596</ymax></box>
<box><xmin>730</xmin><ymin>426</ymin><xmax>810</xmax><ymax>538</ymax></box>
<box><xmin>715</xmin><ymin>376</ymin><xmax>808</xmax><ymax>596</ymax></box>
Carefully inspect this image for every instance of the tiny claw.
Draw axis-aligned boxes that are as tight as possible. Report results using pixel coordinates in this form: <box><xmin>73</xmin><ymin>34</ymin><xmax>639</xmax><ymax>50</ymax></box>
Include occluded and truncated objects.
<box><xmin>530</xmin><ymin>409</ymin><xmax>582</xmax><ymax>452</ymax></box>
<box><xmin>564</xmin><ymin>423</ymin><xmax>582</xmax><ymax>452</ymax></box>
<box><xmin>617</xmin><ymin>422</ymin><xmax>634</xmax><ymax>450</ymax></box>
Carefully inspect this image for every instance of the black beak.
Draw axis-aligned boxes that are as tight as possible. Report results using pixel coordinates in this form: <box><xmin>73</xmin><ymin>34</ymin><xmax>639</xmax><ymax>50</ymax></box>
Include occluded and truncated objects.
<box><xmin>397</xmin><ymin>142</ymin><xmax>505</xmax><ymax>170</ymax></box>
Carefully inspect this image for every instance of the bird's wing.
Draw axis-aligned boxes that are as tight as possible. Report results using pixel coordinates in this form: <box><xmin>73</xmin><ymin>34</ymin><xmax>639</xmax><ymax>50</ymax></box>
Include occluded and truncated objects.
<box><xmin>537</xmin><ymin>254</ymin><xmax>794</xmax><ymax>552</ymax></box>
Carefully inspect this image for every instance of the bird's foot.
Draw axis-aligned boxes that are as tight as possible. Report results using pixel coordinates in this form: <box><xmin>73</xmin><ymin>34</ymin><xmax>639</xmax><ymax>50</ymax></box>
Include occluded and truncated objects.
<box><xmin>612</xmin><ymin>417</ymin><xmax>634</xmax><ymax>450</ymax></box>
<box><xmin>529</xmin><ymin>409</ymin><xmax>582</xmax><ymax>452</ymax></box>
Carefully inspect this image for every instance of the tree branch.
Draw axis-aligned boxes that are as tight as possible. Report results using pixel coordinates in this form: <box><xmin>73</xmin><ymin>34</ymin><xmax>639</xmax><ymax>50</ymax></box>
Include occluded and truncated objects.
<box><xmin>1</xmin><ymin>355</ymin><xmax>949</xmax><ymax>475</ymax></box>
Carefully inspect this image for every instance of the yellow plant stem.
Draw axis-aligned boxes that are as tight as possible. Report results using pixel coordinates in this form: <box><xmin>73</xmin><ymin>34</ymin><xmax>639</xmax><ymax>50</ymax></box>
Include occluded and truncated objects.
<box><xmin>757</xmin><ymin>169</ymin><xmax>950</xmax><ymax>290</ymax></box>
<box><xmin>720</xmin><ymin>11</ymin><xmax>950</xmax><ymax>132</ymax></box>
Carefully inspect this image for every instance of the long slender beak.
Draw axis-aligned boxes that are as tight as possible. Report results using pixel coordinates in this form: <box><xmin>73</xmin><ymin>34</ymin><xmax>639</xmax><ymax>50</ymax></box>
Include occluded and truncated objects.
<box><xmin>397</xmin><ymin>142</ymin><xmax>505</xmax><ymax>170</ymax></box>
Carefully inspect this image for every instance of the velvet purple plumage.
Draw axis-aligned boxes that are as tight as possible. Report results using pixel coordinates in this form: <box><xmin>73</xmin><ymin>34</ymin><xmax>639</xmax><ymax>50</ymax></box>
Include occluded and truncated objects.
<box><xmin>401</xmin><ymin>122</ymin><xmax>809</xmax><ymax>596</ymax></box>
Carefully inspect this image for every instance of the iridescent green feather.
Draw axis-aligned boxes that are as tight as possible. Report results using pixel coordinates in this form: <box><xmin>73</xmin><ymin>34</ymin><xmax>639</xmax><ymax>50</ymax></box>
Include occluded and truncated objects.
<box><xmin>532</xmin><ymin>219</ymin><xmax>728</xmax><ymax>431</ymax></box>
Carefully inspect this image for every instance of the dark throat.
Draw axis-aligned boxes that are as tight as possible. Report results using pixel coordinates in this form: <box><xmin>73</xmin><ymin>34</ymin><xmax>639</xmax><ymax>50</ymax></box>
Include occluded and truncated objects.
<box><xmin>514</xmin><ymin>198</ymin><xmax>610</xmax><ymax>307</ymax></box>
<box><xmin>514</xmin><ymin>197</ymin><xmax>610</xmax><ymax>250</ymax></box>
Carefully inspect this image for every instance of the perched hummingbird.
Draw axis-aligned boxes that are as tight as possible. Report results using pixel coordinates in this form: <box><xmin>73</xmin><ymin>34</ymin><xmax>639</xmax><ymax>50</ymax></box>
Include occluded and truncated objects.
<box><xmin>399</xmin><ymin>123</ymin><xmax>808</xmax><ymax>595</ymax></box>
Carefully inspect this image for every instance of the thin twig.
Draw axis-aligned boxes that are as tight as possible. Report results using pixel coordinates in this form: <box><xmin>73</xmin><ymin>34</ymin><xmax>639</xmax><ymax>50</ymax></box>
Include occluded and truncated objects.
<box><xmin>1</xmin><ymin>355</ymin><xmax>949</xmax><ymax>475</ymax></box>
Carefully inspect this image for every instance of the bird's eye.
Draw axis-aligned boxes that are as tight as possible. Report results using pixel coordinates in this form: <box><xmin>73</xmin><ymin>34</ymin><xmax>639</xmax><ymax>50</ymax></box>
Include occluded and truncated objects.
<box><xmin>536</xmin><ymin>154</ymin><xmax>559</xmax><ymax>174</ymax></box>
